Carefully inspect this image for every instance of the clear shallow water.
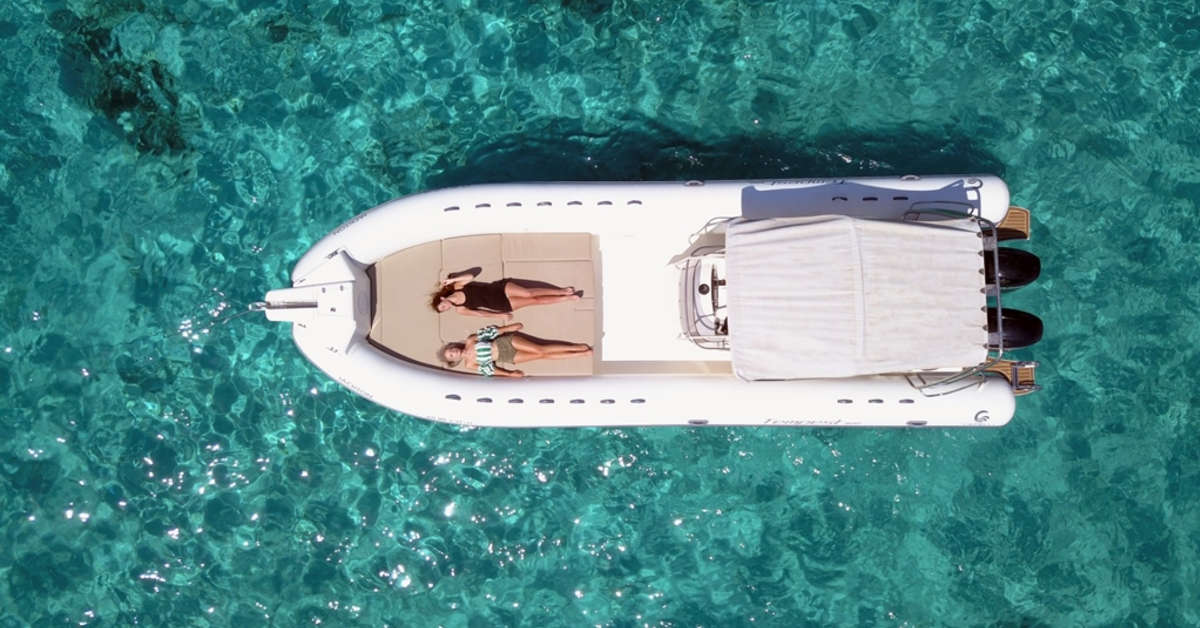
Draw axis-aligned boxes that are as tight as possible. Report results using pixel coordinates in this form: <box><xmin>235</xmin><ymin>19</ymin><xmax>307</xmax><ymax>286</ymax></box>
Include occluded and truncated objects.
<box><xmin>1</xmin><ymin>0</ymin><xmax>1198</xmax><ymax>625</ymax></box>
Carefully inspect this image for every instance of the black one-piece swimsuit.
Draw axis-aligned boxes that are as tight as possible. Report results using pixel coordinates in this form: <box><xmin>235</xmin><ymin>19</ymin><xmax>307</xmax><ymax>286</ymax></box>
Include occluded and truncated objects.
<box><xmin>459</xmin><ymin>279</ymin><xmax>512</xmax><ymax>312</ymax></box>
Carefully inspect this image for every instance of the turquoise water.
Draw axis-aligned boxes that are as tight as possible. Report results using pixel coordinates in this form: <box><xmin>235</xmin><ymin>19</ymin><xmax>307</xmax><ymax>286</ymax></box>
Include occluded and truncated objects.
<box><xmin>1</xmin><ymin>0</ymin><xmax>1197</xmax><ymax>624</ymax></box>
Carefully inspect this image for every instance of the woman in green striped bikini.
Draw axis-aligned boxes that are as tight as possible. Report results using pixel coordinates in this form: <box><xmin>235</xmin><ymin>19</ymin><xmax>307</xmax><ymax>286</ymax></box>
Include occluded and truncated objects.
<box><xmin>439</xmin><ymin>323</ymin><xmax>592</xmax><ymax>377</ymax></box>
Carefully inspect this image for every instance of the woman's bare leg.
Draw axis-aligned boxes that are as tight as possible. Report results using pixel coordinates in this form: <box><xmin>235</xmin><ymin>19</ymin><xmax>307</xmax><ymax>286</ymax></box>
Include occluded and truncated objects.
<box><xmin>509</xmin><ymin>336</ymin><xmax>545</xmax><ymax>356</ymax></box>
<box><xmin>541</xmin><ymin>348</ymin><xmax>592</xmax><ymax>359</ymax></box>
<box><xmin>540</xmin><ymin>341</ymin><xmax>590</xmax><ymax>354</ymax></box>
<box><xmin>513</xmin><ymin>351</ymin><xmax>541</xmax><ymax>364</ymax></box>
<box><xmin>507</xmin><ymin>294</ymin><xmax>580</xmax><ymax>310</ymax></box>
<box><xmin>505</xmin><ymin>283</ymin><xmax>576</xmax><ymax>299</ymax></box>
<box><xmin>510</xmin><ymin>336</ymin><xmax>590</xmax><ymax>355</ymax></box>
<box><xmin>513</xmin><ymin>348</ymin><xmax>592</xmax><ymax>363</ymax></box>
<box><xmin>537</xmin><ymin>348</ymin><xmax>588</xmax><ymax>357</ymax></box>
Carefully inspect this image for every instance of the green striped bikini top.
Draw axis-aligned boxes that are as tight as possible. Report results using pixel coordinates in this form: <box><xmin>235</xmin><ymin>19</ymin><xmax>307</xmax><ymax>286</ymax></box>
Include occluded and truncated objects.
<box><xmin>475</xmin><ymin>325</ymin><xmax>500</xmax><ymax>376</ymax></box>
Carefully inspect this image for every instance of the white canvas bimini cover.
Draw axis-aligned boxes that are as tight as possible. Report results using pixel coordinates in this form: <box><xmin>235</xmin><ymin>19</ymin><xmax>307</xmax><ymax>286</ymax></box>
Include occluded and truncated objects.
<box><xmin>726</xmin><ymin>215</ymin><xmax>988</xmax><ymax>380</ymax></box>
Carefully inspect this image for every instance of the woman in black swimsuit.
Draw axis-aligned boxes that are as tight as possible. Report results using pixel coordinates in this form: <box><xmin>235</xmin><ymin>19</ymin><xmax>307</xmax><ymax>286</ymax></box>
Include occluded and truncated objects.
<box><xmin>430</xmin><ymin>271</ymin><xmax>579</xmax><ymax>319</ymax></box>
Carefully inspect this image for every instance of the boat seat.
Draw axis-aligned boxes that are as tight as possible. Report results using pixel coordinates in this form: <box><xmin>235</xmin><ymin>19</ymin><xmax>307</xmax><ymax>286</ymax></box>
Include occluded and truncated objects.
<box><xmin>369</xmin><ymin>240</ymin><xmax>443</xmax><ymax>365</ymax></box>
<box><xmin>679</xmin><ymin>255</ymin><xmax>730</xmax><ymax>350</ymax></box>
<box><xmin>439</xmin><ymin>233</ymin><xmax>597</xmax><ymax>376</ymax></box>
<box><xmin>368</xmin><ymin>233</ymin><xmax>598</xmax><ymax>376</ymax></box>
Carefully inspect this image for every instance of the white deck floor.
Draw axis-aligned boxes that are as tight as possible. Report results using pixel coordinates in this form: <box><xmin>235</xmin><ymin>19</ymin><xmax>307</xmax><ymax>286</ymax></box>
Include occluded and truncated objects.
<box><xmin>598</xmin><ymin>231</ymin><xmax>733</xmax><ymax>362</ymax></box>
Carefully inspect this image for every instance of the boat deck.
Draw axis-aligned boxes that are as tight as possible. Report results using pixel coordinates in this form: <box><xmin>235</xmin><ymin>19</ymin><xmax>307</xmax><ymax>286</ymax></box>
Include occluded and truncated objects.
<box><xmin>598</xmin><ymin>231</ymin><xmax>733</xmax><ymax>364</ymax></box>
<box><xmin>369</xmin><ymin>225</ymin><xmax>737</xmax><ymax>376</ymax></box>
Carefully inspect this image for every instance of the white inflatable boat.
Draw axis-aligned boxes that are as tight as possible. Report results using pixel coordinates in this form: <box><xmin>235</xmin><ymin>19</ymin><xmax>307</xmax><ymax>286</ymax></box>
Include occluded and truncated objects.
<box><xmin>262</xmin><ymin>175</ymin><xmax>1043</xmax><ymax>428</ymax></box>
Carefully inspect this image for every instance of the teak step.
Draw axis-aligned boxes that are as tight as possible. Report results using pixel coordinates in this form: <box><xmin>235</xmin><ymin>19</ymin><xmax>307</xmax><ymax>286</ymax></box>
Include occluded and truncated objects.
<box><xmin>997</xmin><ymin>206</ymin><xmax>1031</xmax><ymax>241</ymax></box>
<box><xmin>985</xmin><ymin>359</ymin><xmax>1040</xmax><ymax>396</ymax></box>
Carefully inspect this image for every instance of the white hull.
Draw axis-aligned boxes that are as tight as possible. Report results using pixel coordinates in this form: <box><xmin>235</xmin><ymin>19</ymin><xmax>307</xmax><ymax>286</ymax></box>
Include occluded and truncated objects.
<box><xmin>268</xmin><ymin>176</ymin><xmax>1024</xmax><ymax>428</ymax></box>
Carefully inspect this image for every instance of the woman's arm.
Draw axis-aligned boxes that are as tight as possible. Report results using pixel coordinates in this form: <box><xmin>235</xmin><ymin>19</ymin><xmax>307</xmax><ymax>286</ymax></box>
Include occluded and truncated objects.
<box><xmin>442</xmin><ymin>270</ymin><xmax>479</xmax><ymax>288</ymax></box>
<box><xmin>497</xmin><ymin>322</ymin><xmax>524</xmax><ymax>334</ymax></box>
<box><xmin>456</xmin><ymin>306</ymin><xmax>509</xmax><ymax>319</ymax></box>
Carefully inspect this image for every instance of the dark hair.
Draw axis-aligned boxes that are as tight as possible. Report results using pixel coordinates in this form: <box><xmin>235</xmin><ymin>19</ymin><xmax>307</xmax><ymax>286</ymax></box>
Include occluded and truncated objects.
<box><xmin>430</xmin><ymin>284</ymin><xmax>456</xmax><ymax>312</ymax></box>
<box><xmin>439</xmin><ymin>342</ymin><xmax>465</xmax><ymax>368</ymax></box>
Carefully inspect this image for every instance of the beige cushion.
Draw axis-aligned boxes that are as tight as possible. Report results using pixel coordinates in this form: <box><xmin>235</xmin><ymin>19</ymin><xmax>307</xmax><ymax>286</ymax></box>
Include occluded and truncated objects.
<box><xmin>502</xmin><ymin>232</ymin><xmax>593</xmax><ymax>261</ymax></box>
<box><xmin>441</xmin><ymin>234</ymin><xmax>503</xmax><ymax>281</ymax></box>
<box><xmin>369</xmin><ymin>240</ymin><xmax>443</xmax><ymax>365</ymax></box>
<box><xmin>369</xmin><ymin>233</ymin><xmax>598</xmax><ymax>376</ymax></box>
<box><xmin>497</xmin><ymin>234</ymin><xmax>597</xmax><ymax>375</ymax></box>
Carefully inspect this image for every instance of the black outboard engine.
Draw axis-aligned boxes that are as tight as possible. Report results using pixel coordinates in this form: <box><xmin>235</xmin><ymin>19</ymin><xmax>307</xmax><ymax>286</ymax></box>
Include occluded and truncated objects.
<box><xmin>985</xmin><ymin>247</ymin><xmax>1041</xmax><ymax>290</ymax></box>
<box><xmin>987</xmin><ymin>307</ymin><xmax>1044</xmax><ymax>350</ymax></box>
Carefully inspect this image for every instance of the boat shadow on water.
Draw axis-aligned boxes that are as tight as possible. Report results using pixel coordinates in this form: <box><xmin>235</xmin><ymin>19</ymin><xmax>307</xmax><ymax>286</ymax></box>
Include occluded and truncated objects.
<box><xmin>425</xmin><ymin>117</ymin><xmax>1007</xmax><ymax>188</ymax></box>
